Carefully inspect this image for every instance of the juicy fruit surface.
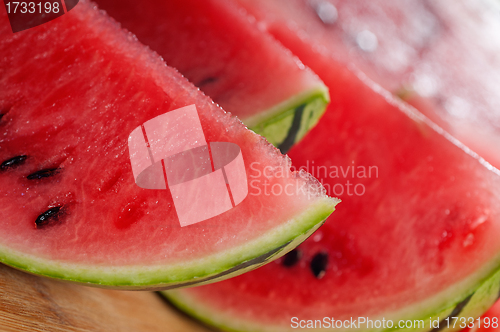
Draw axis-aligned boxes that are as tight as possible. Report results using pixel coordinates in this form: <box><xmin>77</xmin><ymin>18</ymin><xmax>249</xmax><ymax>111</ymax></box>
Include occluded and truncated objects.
<box><xmin>95</xmin><ymin>0</ymin><xmax>329</xmax><ymax>149</ymax></box>
<box><xmin>0</xmin><ymin>1</ymin><xmax>335</xmax><ymax>287</ymax></box>
<box><xmin>165</xmin><ymin>23</ymin><xmax>500</xmax><ymax>331</ymax></box>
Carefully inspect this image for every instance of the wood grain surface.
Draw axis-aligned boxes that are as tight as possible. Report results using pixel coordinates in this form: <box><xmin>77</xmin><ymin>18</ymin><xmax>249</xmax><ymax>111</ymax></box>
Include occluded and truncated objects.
<box><xmin>0</xmin><ymin>264</ymin><xmax>213</xmax><ymax>332</ymax></box>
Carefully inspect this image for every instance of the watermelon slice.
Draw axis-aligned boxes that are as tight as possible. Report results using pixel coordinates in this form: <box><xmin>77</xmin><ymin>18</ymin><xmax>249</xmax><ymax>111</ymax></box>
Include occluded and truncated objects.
<box><xmin>230</xmin><ymin>0</ymin><xmax>500</xmax><ymax>166</ymax></box>
<box><xmin>163</xmin><ymin>4</ymin><xmax>500</xmax><ymax>330</ymax></box>
<box><xmin>0</xmin><ymin>1</ymin><xmax>337</xmax><ymax>289</ymax></box>
<box><xmin>94</xmin><ymin>0</ymin><xmax>329</xmax><ymax>152</ymax></box>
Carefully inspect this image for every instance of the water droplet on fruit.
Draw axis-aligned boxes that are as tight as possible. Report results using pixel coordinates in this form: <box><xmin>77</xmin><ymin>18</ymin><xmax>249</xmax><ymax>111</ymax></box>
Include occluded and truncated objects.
<box><xmin>313</xmin><ymin>1</ymin><xmax>338</xmax><ymax>25</ymax></box>
<box><xmin>471</xmin><ymin>215</ymin><xmax>488</xmax><ymax>229</ymax></box>
<box><xmin>282</xmin><ymin>249</ymin><xmax>301</xmax><ymax>267</ymax></box>
<box><xmin>445</xmin><ymin>96</ymin><xmax>472</xmax><ymax>119</ymax></box>
<box><xmin>310</xmin><ymin>252</ymin><xmax>328</xmax><ymax>279</ymax></box>
<box><xmin>356</xmin><ymin>30</ymin><xmax>378</xmax><ymax>52</ymax></box>
<box><xmin>295</xmin><ymin>58</ymin><xmax>306</xmax><ymax>70</ymax></box>
<box><xmin>411</xmin><ymin>72</ymin><xmax>439</xmax><ymax>97</ymax></box>
<box><xmin>313</xmin><ymin>231</ymin><xmax>323</xmax><ymax>242</ymax></box>
<box><xmin>463</xmin><ymin>234</ymin><xmax>475</xmax><ymax>247</ymax></box>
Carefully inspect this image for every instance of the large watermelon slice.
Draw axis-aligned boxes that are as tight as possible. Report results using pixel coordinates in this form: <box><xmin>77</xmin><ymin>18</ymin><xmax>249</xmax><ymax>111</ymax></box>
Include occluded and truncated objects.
<box><xmin>95</xmin><ymin>0</ymin><xmax>329</xmax><ymax>152</ymax></box>
<box><xmin>0</xmin><ymin>0</ymin><xmax>337</xmax><ymax>289</ymax></box>
<box><xmin>163</xmin><ymin>4</ymin><xmax>500</xmax><ymax>330</ymax></box>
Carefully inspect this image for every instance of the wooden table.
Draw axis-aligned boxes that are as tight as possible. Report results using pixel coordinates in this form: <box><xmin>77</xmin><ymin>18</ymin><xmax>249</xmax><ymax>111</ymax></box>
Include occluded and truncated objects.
<box><xmin>0</xmin><ymin>264</ymin><xmax>213</xmax><ymax>331</ymax></box>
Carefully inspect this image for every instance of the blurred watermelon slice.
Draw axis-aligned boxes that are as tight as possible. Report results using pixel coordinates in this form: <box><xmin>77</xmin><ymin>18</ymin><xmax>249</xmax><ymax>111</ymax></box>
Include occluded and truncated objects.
<box><xmin>163</xmin><ymin>1</ymin><xmax>500</xmax><ymax>330</ymax></box>
<box><xmin>231</xmin><ymin>0</ymin><xmax>500</xmax><ymax>166</ymax></box>
<box><xmin>95</xmin><ymin>0</ymin><xmax>329</xmax><ymax>152</ymax></box>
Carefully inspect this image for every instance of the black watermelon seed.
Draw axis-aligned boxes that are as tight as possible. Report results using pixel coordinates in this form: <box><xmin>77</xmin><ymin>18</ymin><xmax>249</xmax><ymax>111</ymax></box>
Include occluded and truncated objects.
<box><xmin>1</xmin><ymin>155</ymin><xmax>27</xmax><ymax>170</ymax></box>
<box><xmin>310</xmin><ymin>252</ymin><xmax>328</xmax><ymax>279</ymax></box>
<box><xmin>35</xmin><ymin>206</ymin><xmax>63</xmax><ymax>228</ymax></box>
<box><xmin>282</xmin><ymin>249</ymin><xmax>301</xmax><ymax>267</ymax></box>
<box><xmin>0</xmin><ymin>105</ymin><xmax>12</xmax><ymax>119</ymax></box>
<box><xmin>27</xmin><ymin>168</ymin><xmax>60</xmax><ymax>180</ymax></box>
<box><xmin>198</xmin><ymin>76</ymin><xmax>218</xmax><ymax>87</ymax></box>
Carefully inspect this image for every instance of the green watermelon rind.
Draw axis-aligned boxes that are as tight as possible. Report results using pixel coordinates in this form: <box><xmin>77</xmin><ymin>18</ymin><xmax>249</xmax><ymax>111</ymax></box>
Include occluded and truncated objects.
<box><xmin>163</xmin><ymin>257</ymin><xmax>500</xmax><ymax>332</ymax></box>
<box><xmin>0</xmin><ymin>197</ymin><xmax>337</xmax><ymax>290</ymax></box>
<box><xmin>246</xmin><ymin>86</ymin><xmax>329</xmax><ymax>151</ymax></box>
<box><xmin>387</xmin><ymin>261</ymin><xmax>500</xmax><ymax>332</ymax></box>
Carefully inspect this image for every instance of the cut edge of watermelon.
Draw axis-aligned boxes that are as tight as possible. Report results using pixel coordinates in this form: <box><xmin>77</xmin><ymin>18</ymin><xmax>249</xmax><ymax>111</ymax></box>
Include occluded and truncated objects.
<box><xmin>163</xmin><ymin>255</ymin><xmax>500</xmax><ymax>332</ymax></box>
<box><xmin>0</xmin><ymin>197</ymin><xmax>337</xmax><ymax>290</ymax></box>
<box><xmin>245</xmin><ymin>86</ymin><xmax>329</xmax><ymax>152</ymax></box>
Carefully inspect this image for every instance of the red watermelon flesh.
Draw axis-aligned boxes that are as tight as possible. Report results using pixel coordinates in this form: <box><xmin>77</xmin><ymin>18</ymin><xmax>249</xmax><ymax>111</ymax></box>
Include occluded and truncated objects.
<box><xmin>0</xmin><ymin>0</ymin><xmax>337</xmax><ymax>289</ymax></box>
<box><xmin>163</xmin><ymin>9</ymin><xmax>500</xmax><ymax>331</ymax></box>
<box><xmin>94</xmin><ymin>0</ymin><xmax>329</xmax><ymax>151</ymax></box>
<box><xmin>233</xmin><ymin>0</ymin><xmax>500</xmax><ymax>169</ymax></box>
